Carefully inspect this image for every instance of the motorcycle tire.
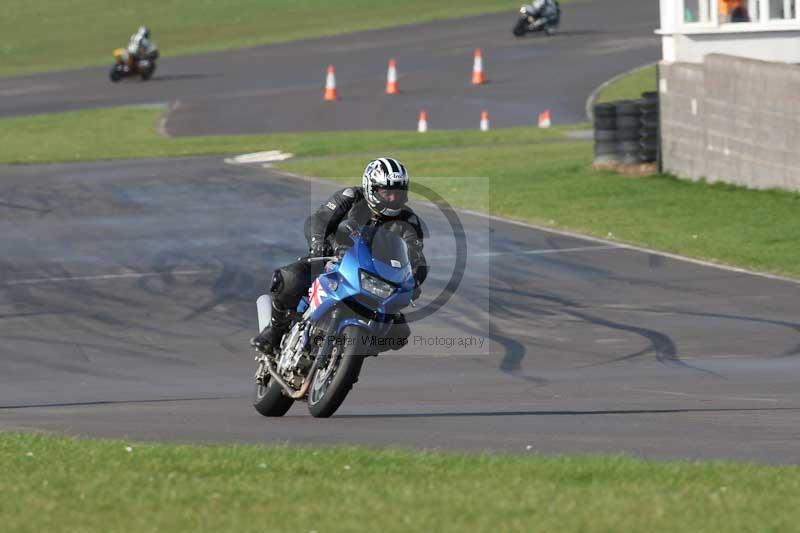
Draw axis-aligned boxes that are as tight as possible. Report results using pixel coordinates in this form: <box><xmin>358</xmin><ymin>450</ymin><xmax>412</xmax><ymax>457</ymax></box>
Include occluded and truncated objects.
<box><xmin>616</xmin><ymin>116</ymin><xmax>642</xmax><ymax>129</ymax></box>
<box><xmin>641</xmin><ymin>117</ymin><xmax>659</xmax><ymax>130</ymax></box>
<box><xmin>616</xmin><ymin>129</ymin><xmax>642</xmax><ymax>142</ymax></box>
<box><xmin>593</xmin><ymin>103</ymin><xmax>616</xmax><ymax>118</ymax></box>
<box><xmin>512</xmin><ymin>20</ymin><xmax>527</xmax><ymax>37</ymax></box>
<box><xmin>253</xmin><ymin>373</ymin><xmax>294</xmax><ymax>417</ymax></box>
<box><xmin>594</xmin><ymin>129</ymin><xmax>618</xmax><ymax>142</ymax></box>
<box><xmin>109</xmin><ymin>66</ymin><xmax>122</xmax><ymax>83</ymax></box>
<box><xmin>639</xmin><ymin>151</ymin><xmax>658</xmax><ymax>163</ymax></box>
<box><xmin>308</xmin><ymin>326</ymin><xmax>366</xmax><ymax>418</ymax></box>
<box><xmin>594</xmin><ymin>117</ymin><xmax>616</xmax><ymax>130</ymax></box>
<box><xmin>141</xmin><ymin>63</ymin><xmax>156</xmax><ymax>81</ymax></box>
<box><xmin>615</xmin><ymin>101</ymin><xmax>640</xmax><ymax>117</ymax></box>
<box><xmin>621</xmin><ymin>153</ymin><xmax>641</xmax><ymax>165</ymax></box>
<box><xmin>618</xmin><ymin>140</ymin><xmax>641</xmax><ymax>153</ymax></box>
<box><xmin>640</xmin><ymin>131</ymin><xmax>658</xmax><ymax>143</ymax></box>
<box><xmin>640</xmin><ymin>140</ymin><xmax>659</xmax><ymax>152</ymax></box>
<box><xmin>593</xmin><ymin>141</ymin><xmax>618</xmax><ymax>155</ymax></box>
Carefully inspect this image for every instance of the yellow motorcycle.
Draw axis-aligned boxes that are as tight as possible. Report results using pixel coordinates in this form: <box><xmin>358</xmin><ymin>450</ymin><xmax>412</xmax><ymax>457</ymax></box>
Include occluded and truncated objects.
<box><xmin>110</xmin><ymin>47</ymin><xmax>158</xmax><ymax>82</ymax></box>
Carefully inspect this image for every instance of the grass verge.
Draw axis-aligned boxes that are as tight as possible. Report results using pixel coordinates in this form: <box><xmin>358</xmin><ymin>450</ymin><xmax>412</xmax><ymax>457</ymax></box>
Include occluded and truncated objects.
<box><xmin>0</xmin><ymin>106</ymin><xmax>577</xmax><ymax>163</ymax></box>
<box><xmin>3</xmin><ymin>0</ymin><xmax>520</xmax><ymax>77</ymax></box>
<box><xmin>595</xmin><ymin>64</ymin><xmax>658</xmax><ymax>104</ymax></box>
<box><xmin>279</xmin><ymin>139</ymin><xmax>800</xmax><ymax>279</ymax></box>
<box><xmin>2</xmin><ymin>106</ymin><xmax>799</xmax><ymax>279</ymax></box>
<box><xmin>3</xmin><ymin>432</ymin><xmax>800</xmax><ymax>533</ymax></box>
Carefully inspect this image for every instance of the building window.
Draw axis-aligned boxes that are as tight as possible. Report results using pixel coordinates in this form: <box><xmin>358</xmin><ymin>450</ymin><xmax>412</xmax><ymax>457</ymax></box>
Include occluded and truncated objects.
<box><xmin>770</xmin><ymin>0</ymin><xmax>796</xmax><ymax>18</ymax></box>
<box><xmin>720</xmin><ymin>0</ymin><xmax>758</xmax><ymax>22</ymax></box>
<box><xmin>678</xmin><ymin>0</ymin><xmax>800</xmax><ymax>28</ymax></box>
<box><xmin>685</xmin><ymin>0</ymin><xmax>714</xmax><ymax>22</ymax></box>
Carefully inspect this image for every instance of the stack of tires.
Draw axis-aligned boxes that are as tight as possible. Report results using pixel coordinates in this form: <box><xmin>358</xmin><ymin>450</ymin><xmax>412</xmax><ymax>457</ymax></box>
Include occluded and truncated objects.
<box><xmin>592</xmin><ymin>92</ymin><xmax>659</xmax><ymax>167</ymax></box>
<box><xmin>614</xmin><ymin>100</ymin><xmax>643</xmax><ymax>165</ymax></box>
<box><xmin>593</xmin><ymin>103</ymin><xmax>618</xmax><ymax>166</ymax></box>
<box><xmin>639</xmin><ymin>92</ymin><xmax>659</xmax><ymax>164</ymax></box>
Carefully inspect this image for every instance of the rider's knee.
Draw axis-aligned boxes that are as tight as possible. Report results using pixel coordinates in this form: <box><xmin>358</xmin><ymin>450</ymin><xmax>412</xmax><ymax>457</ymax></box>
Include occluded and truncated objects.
<box><xmin>271</xmin><ymin>260</ymin><xmax>312</xmax><ymax>310</ymax></box>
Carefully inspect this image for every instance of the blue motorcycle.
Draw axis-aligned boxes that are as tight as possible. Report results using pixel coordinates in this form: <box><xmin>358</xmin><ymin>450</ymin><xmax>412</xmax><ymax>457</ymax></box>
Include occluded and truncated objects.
<box><xmin>252</xmin><ymin>222</ymin><xmax>416</xmax><ymax>418</ymax></box>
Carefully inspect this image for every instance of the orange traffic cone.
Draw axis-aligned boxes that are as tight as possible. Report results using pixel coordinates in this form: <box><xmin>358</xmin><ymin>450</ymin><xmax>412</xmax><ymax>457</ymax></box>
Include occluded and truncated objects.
<box><xmin>323</xmin><ymin>65</ymin><xmax>338</xmax><ymax>101</ymax></box>
<box><xmin>417</xmin><ymin>110</ymin><xmax>428</xmax><ymax>133</ymax></box>
<box><xmin>386</xmin><ymin>58</ymin><xmax>399</xmax><ymax>95</ymax></box>
<box><xmin>480</xmin><ymin>110</ymin><xmax>490</xmax><ymax>131</ymax></box>
<box><xmin>471</xmin><ymin>48</ymin><xmax>486</xmax><ymax>85</ymax></box>
<box><xmin>538</xmin><ymin>109</ymin><xmax>552</xmax><ymax>128</ymax></box>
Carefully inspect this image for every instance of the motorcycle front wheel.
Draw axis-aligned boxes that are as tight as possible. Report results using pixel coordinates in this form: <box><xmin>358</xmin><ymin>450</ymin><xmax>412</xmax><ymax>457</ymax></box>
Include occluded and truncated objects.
<box><xmin>109</xmin><ymin>66</ymin><xmax>123</xmax><ymax>82</ymax></box>
<box><xmin>253</xmin><ymin>372</ymin><xmax>294</xmax><ymax>417</ymax></box>
<box><xmin>512</xmin><ymin>19</ymin><xmax>527</xmax><ymax>37</ymax></box>
<box><xmin>307</xmin><ymin>326</ymin><xmax>366</xmax><ymax>418</ymax></box>
<box><xmin>141</xmin><ymin>63</ymin><xmax>156</xmax><ymax>81</ymax></box>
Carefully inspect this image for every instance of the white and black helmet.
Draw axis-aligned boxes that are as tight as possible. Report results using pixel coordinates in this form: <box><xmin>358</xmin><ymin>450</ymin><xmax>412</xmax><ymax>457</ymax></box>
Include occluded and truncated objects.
<box><xmin>362</xmin><ymin>157</ymin><xmax>409</xmax><ymax>217</ymax></box>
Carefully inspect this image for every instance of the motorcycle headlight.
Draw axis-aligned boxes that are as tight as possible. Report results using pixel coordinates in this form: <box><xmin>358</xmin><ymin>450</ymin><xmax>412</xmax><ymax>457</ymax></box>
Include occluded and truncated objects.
<box><xmin>520</xmin><ymin>6</ymin><xmax>527</xmax><ymax>13</ymax></box>
<box><xmin>360</xmin><ymin>270</ymin><xmax>395</xmax><ymax>299</ymax></box>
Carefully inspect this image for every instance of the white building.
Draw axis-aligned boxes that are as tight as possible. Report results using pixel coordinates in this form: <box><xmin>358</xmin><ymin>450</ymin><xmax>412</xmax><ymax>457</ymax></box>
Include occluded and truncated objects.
<box><xmin>658</xmin><ymin>0</ymin><xmax>800</xmax><ymax>63</ymax></box>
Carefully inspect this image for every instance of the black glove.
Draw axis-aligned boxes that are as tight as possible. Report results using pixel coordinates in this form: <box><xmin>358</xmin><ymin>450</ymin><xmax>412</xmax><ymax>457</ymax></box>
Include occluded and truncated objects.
<box><xmin>309</xmin><ymin>236</ymin><xmax>329</xmax><ymax>258</ymax></box>
<box><xmin>333</xmin><ymin>243</ymin><xmax>350</xmax><ymax>260</ymax></box>
<box><xmin>339</xmin><ymin>218</ymin><xmax>360</xmax><ymax>237</ymax></box>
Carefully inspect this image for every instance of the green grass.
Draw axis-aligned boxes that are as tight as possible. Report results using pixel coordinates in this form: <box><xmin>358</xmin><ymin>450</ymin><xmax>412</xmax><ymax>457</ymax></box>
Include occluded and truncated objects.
<box><xmin>1</xmin><ymin>0</ymin><xmax>516</xmax><ymax>77</ymax></box>
<box><xmin>0</xmin><ymin>106</ymin><xmax>579</xmax><ymax>164</ymax></box>
<box><xmin>2</xmin><ymin>433</ymin><xmax>800</xmax><ymax>533</ymax></box>
<box><xmin>279</xmin><ymin>141</ymin><xmax>800</xmax><ymax>279</ymax></box>
<box><xmin>595</xmin><ymin>64</ymin><xmax>658</xmax><ymax>103</ymax></box>
<box><xmin>2</xmin><ymin>106</ymin><xmax>799</xmax><ymax>279</ymax></box>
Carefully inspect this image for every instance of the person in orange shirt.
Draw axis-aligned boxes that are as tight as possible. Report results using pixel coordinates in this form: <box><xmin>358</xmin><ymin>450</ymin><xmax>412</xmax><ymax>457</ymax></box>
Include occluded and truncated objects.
<box><xmin>720</xmin><ymin>0</ymin><xmax>750</xmax><ymax>22</ymax></box>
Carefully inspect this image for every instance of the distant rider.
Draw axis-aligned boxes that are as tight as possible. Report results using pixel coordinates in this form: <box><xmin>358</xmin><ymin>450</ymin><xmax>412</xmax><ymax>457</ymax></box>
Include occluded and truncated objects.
<box><xmin>528</xmin><ymin>0</ymin><xmax>561</xmax><ymax>33</ymax></box>
<box><xmin>127</xmin><ymin>26</ymin><xmax>159</xmax><ymax>61</ymax></box>
<box><xmin>251</xmin><ymin>157</ymin><xmax>428</xmax><ymax>354</ymax></box>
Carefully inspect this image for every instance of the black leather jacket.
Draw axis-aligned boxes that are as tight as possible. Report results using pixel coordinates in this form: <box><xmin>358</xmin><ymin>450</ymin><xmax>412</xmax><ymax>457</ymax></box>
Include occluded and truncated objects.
<box><xmin>304</xmin><ymin>187</ymin><xmax>428</xmax><ymax>287</ymax></box>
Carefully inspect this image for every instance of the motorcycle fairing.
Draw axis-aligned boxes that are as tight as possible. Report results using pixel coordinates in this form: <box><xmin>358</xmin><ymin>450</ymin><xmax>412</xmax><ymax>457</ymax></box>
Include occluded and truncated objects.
<box><xmin>302</xmin><ymin>230</ymin><xmax>415</xmax><ymax>337</ymax></box>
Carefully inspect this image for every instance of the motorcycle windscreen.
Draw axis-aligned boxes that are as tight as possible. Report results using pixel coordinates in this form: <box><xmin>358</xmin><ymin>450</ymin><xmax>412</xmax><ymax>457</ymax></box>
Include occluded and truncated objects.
<box><xmin>362</xmin><ymin>226</ymin><xmax>410</xmax><ymax>269</ymax></box>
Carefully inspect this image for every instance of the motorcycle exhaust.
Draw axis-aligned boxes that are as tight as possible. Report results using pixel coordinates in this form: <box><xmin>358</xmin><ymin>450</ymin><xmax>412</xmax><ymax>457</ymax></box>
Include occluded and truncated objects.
<box><xmin>264</xmin><ymin>354</ymin><xmax>322</xmax><ymax>400</ymax></box>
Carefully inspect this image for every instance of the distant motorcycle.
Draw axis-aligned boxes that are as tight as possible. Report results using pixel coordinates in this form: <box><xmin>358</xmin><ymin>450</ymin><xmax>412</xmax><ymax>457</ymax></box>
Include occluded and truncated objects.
<box><xmin>513</xmin><ymin>2</ymin><xmax>561</xmax><ymax>37</ymax></box>
<box><xmin>109</xmin><ymin>48</ymin><xmax>158</xmax><ymax>82</ymax></box>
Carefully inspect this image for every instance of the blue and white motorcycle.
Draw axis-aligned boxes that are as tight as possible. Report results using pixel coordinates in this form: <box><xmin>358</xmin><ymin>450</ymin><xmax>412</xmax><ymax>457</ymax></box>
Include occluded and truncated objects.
<box><xmin>513</xmin><ymin>1</ymin><xmax>561</xmax><ymax>37</ymax></box>
<box><xmin>252</xmin><ymin>222</ymin><xmax>416</xmax><ymax>418</ymax></box>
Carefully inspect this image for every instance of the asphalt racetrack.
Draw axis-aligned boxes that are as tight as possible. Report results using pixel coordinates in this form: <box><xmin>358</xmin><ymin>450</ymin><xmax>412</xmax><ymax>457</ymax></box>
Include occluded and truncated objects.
<box><xmin>3</xmin><ymin>1</ymin><xmax>800</xmax><ymax>463</ymax></box>
<box><xmin>0</xmin><ymin>0</ymin><xmax>658</xmax><ymax>131</ymax></box>
<box><xmin>1</xmin><ymin>158</ymin><xmax>800</xmax><ymax>463</ymax></box>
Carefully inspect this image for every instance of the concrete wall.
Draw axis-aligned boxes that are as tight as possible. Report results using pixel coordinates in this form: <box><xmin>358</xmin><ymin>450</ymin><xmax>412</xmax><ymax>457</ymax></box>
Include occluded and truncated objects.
<box><xmin>660</xmin><ymin>54</ymin><xmax>800</xmax><ymax>191</ymax></box>
<box><xmin>669</xmin><ymin>30</ymin><xmax>800</xmax><ymax>64</ymax></box>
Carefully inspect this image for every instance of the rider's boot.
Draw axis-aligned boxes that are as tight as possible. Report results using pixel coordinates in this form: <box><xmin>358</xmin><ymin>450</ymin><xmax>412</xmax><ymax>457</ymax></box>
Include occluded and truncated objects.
<box><xmin>250</xmin><ymin>302</ymin><xmax>292</xmax><ymax>354</ymax></box>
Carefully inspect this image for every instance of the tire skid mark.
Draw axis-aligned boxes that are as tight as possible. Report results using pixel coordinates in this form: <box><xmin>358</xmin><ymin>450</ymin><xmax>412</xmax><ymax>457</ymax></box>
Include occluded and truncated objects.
<box><xmin>0</xmin><ymin>200</ymin><xmax>51</xmax><ymax>214</ymax></box>
<box><xmin>0</xmin><ymin>394</ymin><xmax>246</xmax><ymax>410</ymax></box>
<box><xmin>659</xmin><ymin>309</ymin><xmax>800</xmax><ymax>359</ymax></box>
<box><xmin>488</xmin><ymin>272</ymin><xmax>719</xmax><ymax>376</ymax></box>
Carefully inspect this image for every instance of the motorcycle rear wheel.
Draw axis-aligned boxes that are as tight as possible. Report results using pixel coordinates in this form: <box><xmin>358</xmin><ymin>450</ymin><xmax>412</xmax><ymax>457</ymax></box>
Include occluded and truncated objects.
<box><xmin>253</xmin><ymin>373</ymin><xmax>294</xmax><ymax>417</ymax></box>
<box><xmin>307</xmin><ymin>326</ymin><xmax>366</xmax><ymax>418</ymax></box>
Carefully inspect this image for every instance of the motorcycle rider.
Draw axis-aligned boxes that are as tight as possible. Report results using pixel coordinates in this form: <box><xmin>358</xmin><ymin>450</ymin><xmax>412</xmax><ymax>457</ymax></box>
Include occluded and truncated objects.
<box><xmin>127</xmin><ymin>26</ymin><xmax>159</xmax><ymax>61</ymax></box>
<box><xmin>527</xmin><ymin>0</ymin><xmax>561</xmax><ymax>33</ymax></box>
<box><xmin>251</xmin><ymin>157</ymin><xmax>428</xmax><ymax>354</ymax></box>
